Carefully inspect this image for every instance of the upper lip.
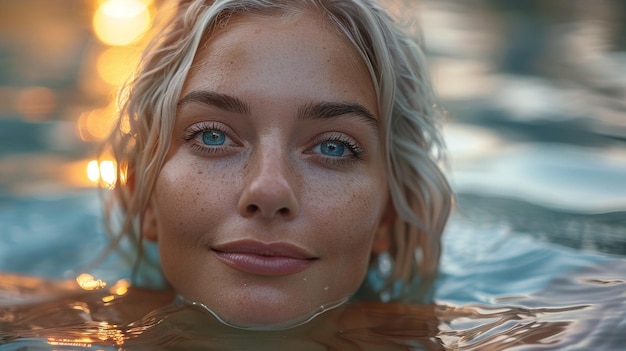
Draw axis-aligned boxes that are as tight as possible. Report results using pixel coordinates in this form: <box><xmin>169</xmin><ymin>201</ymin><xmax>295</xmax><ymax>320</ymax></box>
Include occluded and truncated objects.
<box><xmin>211</xmin><ymin>240</ymin><xmax>317</xmax><ymax>260</ymax></box>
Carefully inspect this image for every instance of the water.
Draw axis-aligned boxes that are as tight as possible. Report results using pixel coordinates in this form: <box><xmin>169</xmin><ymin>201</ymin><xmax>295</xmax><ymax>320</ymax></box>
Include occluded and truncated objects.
<box><xmin>1</xmin><ymin>0</ymin><xmax>626</xmax><ymax>349</ymax></box>
<box><xmin>0</xmin><ymin>190</ymin><xmax>624</xmax><ymax>350</ymax></box>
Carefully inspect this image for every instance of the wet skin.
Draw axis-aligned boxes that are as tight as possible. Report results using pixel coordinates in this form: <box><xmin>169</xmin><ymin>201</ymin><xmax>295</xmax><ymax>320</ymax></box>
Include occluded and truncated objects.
<box><xmin>143</xmin><ymin>12</ymin><xmax>389</xmax><ymax>328</ymax></box>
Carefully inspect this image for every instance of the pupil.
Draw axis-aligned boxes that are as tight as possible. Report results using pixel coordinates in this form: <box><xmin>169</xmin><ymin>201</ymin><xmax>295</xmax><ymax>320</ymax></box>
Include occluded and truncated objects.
<box><xmin>203</xmin><ymin>131</ymin><xmax>225</xmax><ymax>145</ymax></box>
<box><xmin>322</xmin><ymin>141</ymin><xmax>344</xmax><ymax>156</ymax></box>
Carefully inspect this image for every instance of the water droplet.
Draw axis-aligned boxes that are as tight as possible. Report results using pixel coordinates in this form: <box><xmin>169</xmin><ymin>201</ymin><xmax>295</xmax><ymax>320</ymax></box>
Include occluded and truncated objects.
<box><xmin>323</xmin><ymin>286</ymin><xmax>329</xmax><ymax>291</ymax></box>
<box><xmin>303</xmin><ymin>277</ymin><xmax>307</xmax><ymax>281</ymax></box>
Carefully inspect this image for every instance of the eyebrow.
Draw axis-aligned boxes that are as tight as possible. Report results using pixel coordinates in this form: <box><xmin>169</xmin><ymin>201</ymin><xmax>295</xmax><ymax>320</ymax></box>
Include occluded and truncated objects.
<box><xmin>177</xmin><ymin>91</ymin><xmax>250</xmax><ymax>114</ymax></box>
<box><xmin>177</xmin><ymin>90</ymin><xmax>378</xmax><ymax>132</ymax></box>
<box><xmin>297</xmin><ymin>101</ymin><xmax>379</xmax><ymax>132</ymax></box>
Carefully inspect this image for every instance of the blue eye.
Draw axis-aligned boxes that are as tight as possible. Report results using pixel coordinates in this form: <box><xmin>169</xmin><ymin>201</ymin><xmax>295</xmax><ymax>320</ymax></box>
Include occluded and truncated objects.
<box><xmin>202</xmin><ymin>130</ymin><xmax>226</xmax><ymax>145</ymax></box>
<box><xmin>320</xmin><ymin>140</ymin><xmax>346</xmax><ymax>157</ymax></box>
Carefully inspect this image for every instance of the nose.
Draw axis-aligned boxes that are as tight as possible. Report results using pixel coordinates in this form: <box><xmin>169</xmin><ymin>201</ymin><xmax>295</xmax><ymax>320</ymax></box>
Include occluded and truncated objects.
<box><xmin>238</xmin><ymin>147</ymin><xmax>299</xmax><ymax>220</ymax></box>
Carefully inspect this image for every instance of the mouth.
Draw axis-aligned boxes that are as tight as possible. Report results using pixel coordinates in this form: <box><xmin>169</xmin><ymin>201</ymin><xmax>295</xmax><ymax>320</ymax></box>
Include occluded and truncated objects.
<box><xmin>211</xmin><ymin>240</ymin><xmax>318</xmax><ymax>276</ymax></box>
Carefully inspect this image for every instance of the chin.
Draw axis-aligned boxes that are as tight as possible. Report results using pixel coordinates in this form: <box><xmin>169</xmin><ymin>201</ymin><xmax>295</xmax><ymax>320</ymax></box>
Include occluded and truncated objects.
<box><xmin>189</xmin><ymin>288</ymin><xmax>351</xmax><ymax>330</ymax></box>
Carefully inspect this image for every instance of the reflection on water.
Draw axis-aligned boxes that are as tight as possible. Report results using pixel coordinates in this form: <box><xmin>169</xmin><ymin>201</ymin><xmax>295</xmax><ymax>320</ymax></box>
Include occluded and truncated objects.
<box><xmin>0</xmin><ymin>193</ymin><xmax>625</xmax><ymax>350</ymax></box>
<box><xmin>1</xmin><ymin>257</ymin><xmax>625</xmax><ymax>350</ymax></box>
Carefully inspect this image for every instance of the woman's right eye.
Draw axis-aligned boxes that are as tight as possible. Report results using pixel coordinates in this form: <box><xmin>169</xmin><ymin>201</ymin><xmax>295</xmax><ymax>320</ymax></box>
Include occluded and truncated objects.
<box><xmin>201</xmin><ymin>130</ymin><xmax>227</xmax><ymax>145</ymax></box>
<box><xmin>183</xmin><ymin>122</ymin><xmax>239</xmax><ymax>155</ymax></box>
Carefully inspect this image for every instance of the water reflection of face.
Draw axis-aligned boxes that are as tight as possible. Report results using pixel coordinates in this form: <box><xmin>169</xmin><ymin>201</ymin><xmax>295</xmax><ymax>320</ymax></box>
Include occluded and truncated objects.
<box><xmin>143</xmin><ymin>13</ymin><xmax>389</xmax><ymax>328</ymax></box>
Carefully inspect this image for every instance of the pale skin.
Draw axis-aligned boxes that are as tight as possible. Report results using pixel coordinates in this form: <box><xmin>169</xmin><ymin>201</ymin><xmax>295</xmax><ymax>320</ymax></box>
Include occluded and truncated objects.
<box><xmin>142</xmin><ymin>12</ymin><xmax>391</xmax><ymax>328</ymax></box>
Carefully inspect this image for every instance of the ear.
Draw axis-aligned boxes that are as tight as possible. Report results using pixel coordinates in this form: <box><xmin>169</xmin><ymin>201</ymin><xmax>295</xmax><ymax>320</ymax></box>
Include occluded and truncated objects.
<box><xmin>142</xmin><ymin>202</ymin><xmax>159</xmax><ymax>242</ymax></box>
<box><xmin>372</xmin><ymin>202</ymin><xmax>395</xmax><ymax>254</ymax></box>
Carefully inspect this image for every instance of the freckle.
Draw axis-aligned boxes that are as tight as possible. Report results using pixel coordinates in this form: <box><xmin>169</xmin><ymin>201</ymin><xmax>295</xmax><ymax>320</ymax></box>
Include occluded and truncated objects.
<box><xmin>197</xmin><ymin>170</ymin><xmax>203</xmax><ymax>175</ymax></box>
<box><xmin>255</xmin><ymin>28</ymin><xmax>262</xmax><ymax>34</ymax></box>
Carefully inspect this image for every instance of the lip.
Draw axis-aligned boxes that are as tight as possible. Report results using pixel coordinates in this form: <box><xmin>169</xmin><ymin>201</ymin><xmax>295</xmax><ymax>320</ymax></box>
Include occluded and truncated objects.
<box><xmin>211</xmin><ymin>240</ymin><xmax>318</xmax><ymax>276</ymax></box>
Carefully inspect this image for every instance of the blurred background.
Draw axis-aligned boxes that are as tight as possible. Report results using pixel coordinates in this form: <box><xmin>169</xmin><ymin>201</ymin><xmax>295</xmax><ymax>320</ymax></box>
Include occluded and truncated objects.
<box><xmin>0</xmin><ymin>0</ymin><xmax>624</xmax><ymax>199</ymax></box>
<box><xmin>0</xmin><ymin>0</ymin><xmax>625</xmax><ymax>278</ymax></box>
<box><xmin>0</xmin><ymin>0</ymin><xmax>156</xmax><ymax>193</ymax></box>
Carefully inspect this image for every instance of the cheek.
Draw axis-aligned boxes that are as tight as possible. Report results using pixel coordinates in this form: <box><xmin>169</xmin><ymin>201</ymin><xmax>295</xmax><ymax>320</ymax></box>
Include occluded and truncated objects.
<box><xmin>311</xmin><ymin>173</ymin><xmax>387</xmax><ymax>230</ymax></box>
<box><xmin>151</xmin><ymin>158</ymin><xmax>237</xmax><ymax>242</ymax></box>
<box><xmin>321</xmin><ymin>190</ymin><xmax>382</xmax><ymax>298</ymax></box>
<box><xmin>310</xmin><ymin>175</ymin><xmax>387</xmax><ymax>266</ymax></box>
<box><xmin>150</xmin><ymin>157</ymin><xmax>242</xmax><ymax>289</ymax></box>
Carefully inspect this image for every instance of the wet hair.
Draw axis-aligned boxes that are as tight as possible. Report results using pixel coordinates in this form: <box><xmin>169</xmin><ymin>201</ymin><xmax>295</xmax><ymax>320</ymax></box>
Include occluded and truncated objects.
<box><xmin>101</xmin><ymin>0</ymin><xmax>452</xmax><ymax>301</ymax></box>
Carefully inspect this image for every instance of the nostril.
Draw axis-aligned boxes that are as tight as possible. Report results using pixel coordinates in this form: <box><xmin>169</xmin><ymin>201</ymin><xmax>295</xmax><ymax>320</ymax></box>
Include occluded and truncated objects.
<box><xmin>246</xmin><ymin>204</ymin><xmax>260</xmax><ymax>214</ymax></box>
<box><xmin>244</xmin><ymin>203</ymin><xmax>291</xmax><ymax>217</ymax></box>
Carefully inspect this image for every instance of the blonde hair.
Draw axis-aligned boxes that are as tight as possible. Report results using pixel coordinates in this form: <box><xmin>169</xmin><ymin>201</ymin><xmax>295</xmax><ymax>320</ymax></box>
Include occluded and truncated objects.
<box><xmin>101</xmin><ymin>0</ymin><xmax>452</xmax><ymax>301</ymax></box>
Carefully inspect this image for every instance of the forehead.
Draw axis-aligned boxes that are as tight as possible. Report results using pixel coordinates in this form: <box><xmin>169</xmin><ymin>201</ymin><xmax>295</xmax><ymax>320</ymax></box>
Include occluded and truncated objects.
<box><xmin>181</xmin><ymin>11</ymin><xmax>378</xmax><ymax>113</ymax></box>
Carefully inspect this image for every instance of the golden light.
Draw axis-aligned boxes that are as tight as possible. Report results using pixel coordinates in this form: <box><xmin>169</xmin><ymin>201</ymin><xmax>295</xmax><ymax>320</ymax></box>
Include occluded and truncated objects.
<box><xmin>76</xmin><ymin>273</ymin><xmax>107</xmax><ymax>291</ymax></box>
<box><xmin>93</xmin><ymin>0</ymin><xmax>152</xmax><ymax>46</ymax></box>
<box><xmin>120</xmin><ymin>114</ymin><xmax>131</xmax><ymax>134</ymax></box>
<box><xmin>87</xmin><ymin>159</ymin><xmax>117</xmax><ymax>187</ymax></box>
<box><xmin>48</xmin><ymin>337</ymin><xmax>93</xmax><ymax>348</ymax></box>
<box><xmin>76</xmin><ymin>103</ymin><xmax>116</xmax><ymax>141</ymax></box>
<box><xmin>96</xmin><ymin>47</ymin><xmax>140</xmax><ymax>86</ymax></box>
<box><xmin>115</xmin><ymin>285</ymin><xmax>128</xmax><ymax>296</ymax></box>
<box><xmin>97</xmin><ymin>322</ymin><xmax>125</xmax><ymax>345</ymax></box>
<box><xmin>110</xmin><ymin>279</ymin><xmax>130</xmax><ymax>296</ymax></box>
<box><xmin>96</xmin><ymin>0</ymin><xmax>153</xmax><ymax>5</ymax></box>
<box><xmin>87</xmin><ymin>160</ymin><xmax>100</xmax><ymax>182</ymax></box>
<box><xmin>62</xmin><ymin>158</ymin><xmax>106</xmax><ymax>188</ymax></box>
<box><xmin>102</xmin><ymin>295</ymin><xmax>115</xmax><ymax>303</ymax></box>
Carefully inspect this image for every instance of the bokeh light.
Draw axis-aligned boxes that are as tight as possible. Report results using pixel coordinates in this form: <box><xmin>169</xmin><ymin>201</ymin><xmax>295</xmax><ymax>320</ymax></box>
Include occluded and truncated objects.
<box><xmin>76</xmin><ymin>273</ymin><xmax>107</xmax><ymax>291</ymax></box>
<box><xmin>110</xmin><ymin>279</ymin><xmax>130</xmax><ymax>296</ymax></box>
<box><xmin>87</xmin><ymin>159</ymin><xmax>117</xmax><ymax>187</ymax></box>
<box><xmin>92</xmin><ymin>0</ymin><xmax>151</xmax><ymax>46</ymax></box>
<box><xmin>96</xmin><ymin>47</ymin><xmax>140</xmax><ymax>86</ymax></box>
<box><xmin>76</xmin><ymin>103</ymin><xmax>116</xmax><ymax>141</ymax></box>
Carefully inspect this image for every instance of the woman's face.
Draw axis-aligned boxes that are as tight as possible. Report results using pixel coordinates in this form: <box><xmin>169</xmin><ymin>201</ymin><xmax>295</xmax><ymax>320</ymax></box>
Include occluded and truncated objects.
<box><xmin>144</xmin><ymin>13</ymin><xmax>389</xmax><ymax>328</ymax></box>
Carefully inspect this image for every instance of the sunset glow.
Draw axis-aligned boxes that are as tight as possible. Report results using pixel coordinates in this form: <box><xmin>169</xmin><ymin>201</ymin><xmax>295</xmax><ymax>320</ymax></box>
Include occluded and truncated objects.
<box><xmin>93</xmin><ymin>0</ymin><xmax>151</xmax><ymax>46</ymax></box>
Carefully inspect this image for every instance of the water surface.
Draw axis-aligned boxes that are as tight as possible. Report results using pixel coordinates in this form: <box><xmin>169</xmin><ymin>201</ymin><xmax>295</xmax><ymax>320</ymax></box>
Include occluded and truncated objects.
<box><xmin>1</xmin><ymin>191</ymin><xmax>625</xmax><ymax>350</ymax></box>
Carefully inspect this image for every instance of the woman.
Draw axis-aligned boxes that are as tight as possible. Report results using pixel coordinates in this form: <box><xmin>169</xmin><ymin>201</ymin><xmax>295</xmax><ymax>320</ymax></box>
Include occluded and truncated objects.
<box><xmin>102</xmin><ymin>0</ymin><xmax>452</xmax><ymax>329</ymax></box>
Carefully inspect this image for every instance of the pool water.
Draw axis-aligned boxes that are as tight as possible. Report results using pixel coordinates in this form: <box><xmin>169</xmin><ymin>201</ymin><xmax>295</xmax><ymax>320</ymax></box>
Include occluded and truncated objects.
<box><xmin>0</xmin><ymin>189</ymin><xmax>625</xmax><ymax>350</ymax></box>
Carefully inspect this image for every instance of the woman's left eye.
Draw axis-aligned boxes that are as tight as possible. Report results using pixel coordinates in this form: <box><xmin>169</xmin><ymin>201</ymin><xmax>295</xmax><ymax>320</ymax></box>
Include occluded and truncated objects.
<box><xmin>317</xmin><ymin>140</ymin><xmax>348</xmax><ymax>157</ymax></box>
<box><xmin>310</xmin><ymin>135</ymin><xmax>364</xmax><ymax>161</ymax></box>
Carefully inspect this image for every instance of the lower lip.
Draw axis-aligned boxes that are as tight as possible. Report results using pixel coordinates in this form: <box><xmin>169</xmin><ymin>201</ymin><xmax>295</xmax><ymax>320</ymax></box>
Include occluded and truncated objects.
<box><xmin>212</xmin><ymin>251</ymin><xmax>316</xmax><ymax>276</ymax></box>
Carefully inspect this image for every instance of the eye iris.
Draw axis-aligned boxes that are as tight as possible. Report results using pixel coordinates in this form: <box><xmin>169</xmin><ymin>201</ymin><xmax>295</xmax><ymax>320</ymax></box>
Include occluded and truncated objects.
<box><xmin>321</xmin><ymin>141</ymin><xmax>345</xmax><ymax>156</ymax></box>
<box><xmin>202</xmin><ymin>131</ymin><xmax>226</xmax><ymax>145</ymax></box>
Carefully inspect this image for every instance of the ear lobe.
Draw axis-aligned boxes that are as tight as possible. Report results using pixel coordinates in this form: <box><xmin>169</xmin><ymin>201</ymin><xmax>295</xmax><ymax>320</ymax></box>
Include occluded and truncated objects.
<box><xmin>142</xmin><ymin>203</ymin><xmax>158</xmax><ymax>242</ymax></box>
<box><xmin>372</xmin><ymin>203</ymin><xmax>395</xmax><ymax>254</ymax></box>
